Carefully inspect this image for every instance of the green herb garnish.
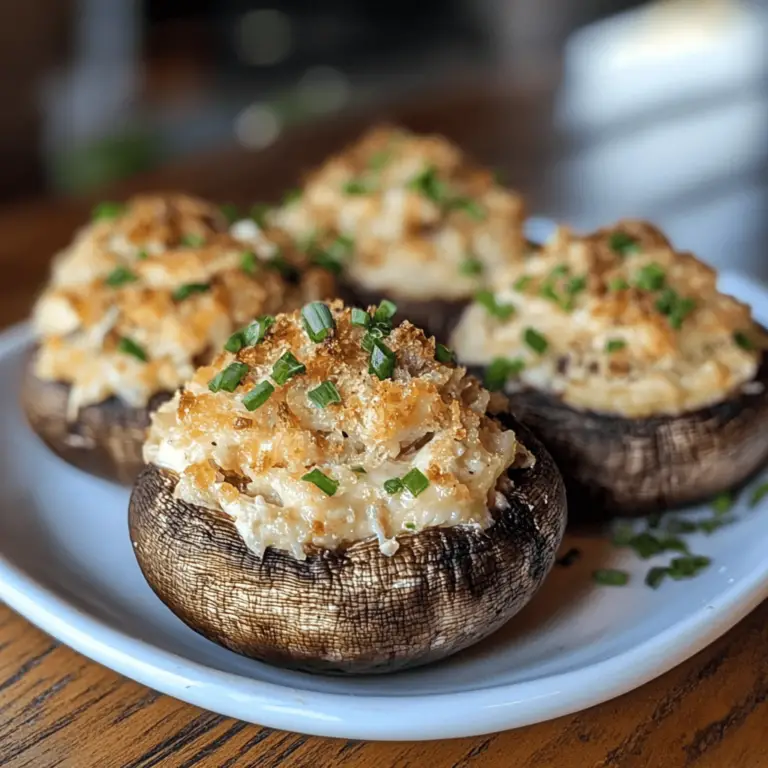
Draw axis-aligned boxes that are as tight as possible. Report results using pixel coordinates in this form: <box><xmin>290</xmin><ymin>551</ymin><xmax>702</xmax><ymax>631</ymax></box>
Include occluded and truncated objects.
<box><xmin>369</xmin><ymin>339</ymin><xmax>396</xmax><ymax>380</ymax></box>
<box><xmin>711</xmin><ymin>492</ymin><xmax>734</xmax><ymax>515</ymax></box>
<box><xmin>351</xmin><ymin>308</ymin><xmax>370</xmax><ymax>328</ymax></box>
<box><xmin>593</xmin><ymin>569</ymin><xmax>630</xmax><ymax>586</ymax></box>
<box><xmin>242</xmin><ymin>316</ymin><xmax>275</xmax><ymax>346</ymax></box>
<box><xmin>301</xmin><ymin>469</ymin><xmax>338</xmax><ymax>496</ymax></box>
<box><xmin>208</xmin><ymin>362</ymin><xmax>249</xmax><ymax>393</ymax></box>
<box><xmin>404</xmin><ymin>522</ymin><xmax>417</xmax><ymax>531</ymax></box>
<box><xmin>117</xmin><ymin>337</ymin><xmax>147</xmax><ymax>362</ymax></box>
<box><xmin>460</xmin><ymin>256</ymin><xmax>484</xmax><ymax>276</ymax></box>
<box><xmin>271</xmin><ymin>352</ymin><xmax>306</xmax><ymax>386</ymax></box>
<box><xmin>136</xmin><ymin>249</ymin><xmax>149</xmax><ymax>260</ymax></box>
<box><xmin>242</xmin><ymin>381</ymin><xmax>274</xmax><ymax>411</ymax></box>
<box><xmin>475</xmin><ymin>290</ymin><xmax>515</xmax><ymax>320</ymax></box>
<box><xmin>311</xmin><ymin>234</ymin><xmax>354</xmax><ymax>275</ymax></box>
<box><xmin>435</xmin><ymin>344</ymin><xmax>456</xmax><ymax>364</ymax></box>
<box><xmin>407</xmin><ymin>165</ymin><xmax>447</xmax><ymax>204</ymax></box>
<box><xmin>220</xmin><ymin>203</ymin><xmax>239</xmax><ymax>224</ymax></box>
<box><xmin>645</xmin><ymin>567</ymin><xmax>668</xmax><ymax>590</ymax></box>
<box><xmin>605</xmin><ymin>339</ymin><xmax>627</xmax><ymax>353</ymax></box>
<box><xmin>105</xmin><ymin>266</ymin><xmax>138</xmax><ymax>287</ymax></box>
<box><xmin>373</xmin><ymin>300</ymin><xmax>397</xmax><ymax>323</ymax></box>
<box><xmin>483</xmin><ymin>357</ymin><xmax>525</xmax><ymax>391</ymax></box>
<box><xmin>450</xmin><ymin>197</ymin><xmax>486</xmax><ymax>220</ymax></box>
<box><xmin>283</xmin><ymin>188</ymin><xmax>302</xmax><ymax>205</ymax></box>
<box><xmin>733</xmin><ymin>331</ymin><xmax>754</xmax><ymax>351</ymax></box>
<box><xmin>368</xmin><ymin>150</ymin><xmax>391</xmax><ymax>171</ymax></box>
<box><xmin>92</xmin><ymin>201</ymin><xmax>124</xmax><ymax>221</ymax></box>
<box><xmin>240</xmin><ymin>250</ymin><xmax>258</xmax><ymax>275</ymax></box>
<box><xmin>668</xmin><ymin>555</ymin><xmax>711</xmax><ymax>580</ymax></box>
<box><xmin>308</xmin><ymin>381</ymin><xmax>342</xmax><ymax>409</ymax></box>
<box><xmin>180</xmin><ymin>233</ymin><xmax>206</xmax><ymax>248</ymax></box>
<box><xmin>301</xmin><ymin>302</ymin><xmax>335</xmax><ymax>343</ymax></box>
<box><xmin>635</xmin><ymin>263</ymin><xmax>666</xmax><ymax>291</ymax></box>
<box><xmin>608</xmin><ymin>277</ymin><xmax>630</xmax><ymax>292</ymax></box>
<box><xmin>609</xmin><ymin>232</ymin><xmax>641</xmax><ymax>256</ymax></box>
<box><xmin>384</xmin><ymin>478</ymin><xmax>404</xmax><ymax>494</ymax></box>
<box><xmin>172</xmin><ymin>283</ymin><xmax>210</xmax><ymax>302</ymax></box>
<box><xmin>750</xmin><ymin>482</ymin><xmax>768</xmax><ymax>507</ymax></box>
<box><xmin>513</xmin><ymin>276</ymin><xmax>532</xmax><ymax>292</ymax></box>
<box><xmin>343</xmin><ymin>179</ymin><xmax>372</xmax><ymax>195</ymax></box>
<box><xmin>402</xmin><ymin>468</ymin><xmax>430</xmax><ymax>497</ymax></box>
<box><xmin>524</xmin><ymin>328</ymin><xmax>549</xmax><ymax>354</ymax></box>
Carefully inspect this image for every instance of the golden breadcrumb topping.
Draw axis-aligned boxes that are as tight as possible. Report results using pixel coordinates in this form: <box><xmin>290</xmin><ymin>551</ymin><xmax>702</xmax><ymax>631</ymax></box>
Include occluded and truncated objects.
<box><xmin>451</xmin><ymin>220</ymin><xmax>765</xmax><ymax>417</ymax></box>
<box><xmin>32</xmin><ymin>194</ymin><xmax>335</xmax><ymax>416</ymax></box>
<box><xmin>144</xmin><ymin>301</ymin><xmax>529</xmax><ymax>558</ymax></box>
<box><xmin>269</xmin><ymin>125</ymin><xmax>528</xmax><ymax>300</ymax></box>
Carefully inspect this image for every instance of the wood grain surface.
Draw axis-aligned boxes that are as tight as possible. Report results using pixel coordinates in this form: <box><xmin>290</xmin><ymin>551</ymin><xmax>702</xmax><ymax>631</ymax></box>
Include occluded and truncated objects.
<box><xmin>1</xmin><ymin>82</ymin><xmax>767</xmax><ymax>767</ymax></box>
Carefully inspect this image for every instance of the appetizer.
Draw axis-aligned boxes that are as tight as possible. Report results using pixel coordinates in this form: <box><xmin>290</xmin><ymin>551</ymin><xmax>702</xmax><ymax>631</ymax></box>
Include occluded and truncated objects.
<box><xmin>130</xmin><ymin>301</ymin><xmax>566</xmax><ymax>673</ymax></box>
<box><xmin>24</xmin><ymin>193</ymin><xmax>334</xmax><ymax>484</ymax></box>
<box><xmin>450</xmin><ymin>220</ymin><xmax>768</xmax><ymax>517</ymax></box>
<box><xmin>269</xmin><ymin>125</ymin><xmax>528</xmax><ymax>341</ymax></box>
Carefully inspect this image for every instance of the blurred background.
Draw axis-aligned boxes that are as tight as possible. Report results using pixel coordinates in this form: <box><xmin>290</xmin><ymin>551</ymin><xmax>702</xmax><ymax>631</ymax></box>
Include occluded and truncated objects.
<box><xmin>1</xmin><ymin>0</ymin><xmax>767</xmax><ymax>274</ymax></box>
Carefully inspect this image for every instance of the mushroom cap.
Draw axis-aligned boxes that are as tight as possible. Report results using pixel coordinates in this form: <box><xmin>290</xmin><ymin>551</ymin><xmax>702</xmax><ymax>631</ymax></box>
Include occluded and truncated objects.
<box><xmin>21</xmin><ymin>354</ymin><xmax>167</xmax><ymax>484</ymax></box>
<box><xmin>128</xmin><ymin>416</ymin><xmax>566</xmax><ymax>674</ymax></box>
<box><xmin>500</xmin><ymin>350</ymin><xmax>768</xmax><ymax>519</ymax></box>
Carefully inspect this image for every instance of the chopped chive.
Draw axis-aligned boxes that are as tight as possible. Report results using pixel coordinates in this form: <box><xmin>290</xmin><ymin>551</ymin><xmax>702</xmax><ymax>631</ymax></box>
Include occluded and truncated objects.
<box><xmin>384</xmin><ymin>477</ymin><xmax>404</xmax><ymax>494</ymax></box>
<box><xmin>606</xmin><ymin>338</ymin><xmax>627</xmax><ymax>353</ymax></box>
<box><xmin>450</xmin><ymin>197</ymin><xmax>486</xmax><ymax>220</ymax></box>
<box><xmin>117</xmin><ymin>336</ymin><xmax>147</xmax><ymax>362</ymax></box>
<box><xmin>172</xmin><ymin>283</ymin><xmax>210</xmax><ymax>301</ymax></box>
<box><xmin>369</xmin><ymin>339</ymin><xmax>396</xmax><ymax>380</ymax></box>
<box><xmin>645</xmin><ymin>567</ymin><xmax>668</xmax><ymax>589</ymax></box>
<box><xmin>513</xmin><ymin>275</ymin><xmax>532</xmax><ymax>292</ymax></box>
<box><xmin>105</xmin><ymin>266</ymin><xmax>138</xmax><ymax>287</ymax></box>
<box><xmin>608</xmin><ymin>277</ymin><xmax>630</xmax><ymax>292</ymax></box>
<box><xmin>404</xmin><ymin>521</ymin><xmax>417</xmax><ymax>531</ymax></box>
<box><xmin>283</xmin><ymin>188</ymin><xmax>302</xmax><ymax>205</ymax></box>
<box><xmin>635</xmin><ymin>263</ymin><xmax>666</xmax><ymax>292</ymax></box>
<box><xmin>242</xmin><ymin>316</ymin><xmax>275</xmax><ymax>346</ymax></box>
<box><xmin>609</xmin><ymin>232</ymin><xmax>641</xmax><ymax>256</ymax></box>
<box><xmin>224</xmin><ymin>331</ymin><xmax>245</xmax><ymax>353</ymax></box>
<box><xmin>220</xmin><ymin>203</ymin><xmax>239</xmax><ymax>224</ymax></box>
<box><xmin>435</xmin><ymin>344</ymin><xmax>456</xmax><ymax>364</ymax></box>
<box><xmin>658</xmin><ymin>535</ymin><xmax>690</xmax><ymax>554</ymax></box>
<box><xmin>524</xmin><ymin>327</ymin><xmax>549</xmax><ymax>354</ymax></box>
<box><xmin>92</xmin><ymin>201</ymin><xmax>124</xmax><ymax>221</ymax></box>
<box><xmin>664</xmin><ymin>518</ymin><xmax>699</xmax><ymax>535</ymax></box>
<box><xmin>483</xmin><ymin>357</ymin><xmax>525</xmax><ymax>391</ymax></box>
<box><xmin>361</xmin><ymin>325</ymin><xmax>387</xmax><ymax>353</ymax></box>
<box><xmin>351</xmin><ymin>308</ymin><xmax>370</xmax><ymax>328</ymax></box>
<box><xmin>551</xmin><ymin>264</ymin><xmax>569</xmax><ymax>278</ymax></box>
<box><xmin>402</xmin><ymin>468</ymin><xmax>430</xmax><ymax>497</ymax></box>
<box><xmin>407</xmin><ymin>165</ymin><xmax>447</xmax><ymax>204</ymax></box>
<box><xmin>667</xmin><ymin>555</ymin><xmax>711</xmax><ymax>580</ymax></box>
<box><xmin>301</xmin><ymin>468</ymin><xmax>338</xmax><ymax>496</ymax></box>
<box><xmin>208</xmin><ymin>362</ymin><xmax>249</xmax><ymax>393</ymax></box>
<box><xmin>369</xmin><ymin>150</ymin><xmax>391</xmax><ymax>171</ymax></box>
<box><xmin>711</xmin><ymin>492</ymin><xmax>734</xmax><ymax>515</ymax></box>
<box><xmin>343</xmin><ymin>179</ymin><xmax>371</xmax><ymax>195</ymax></box>
<box><xmin>567</xmin><ymin>275</ymin><xmax>588</xmax><ymax>295</ymax></box>
<box><xmin>271</xmin><ymin>351</ymin><xmax>306</xmax><ymax>386</ymax></box>
<box><xmin>351</xmin><ymin>466</ymin><xmax>367</xmax><ymax>474</ymax></box>
<box><xmin>136</xmin><ymin>248</ymin><xmax>149</xmax><ymax>260</ymax></box>
<box><xmin>250</xmin><ymin>203</ymin><xmax>270</xmax><ymax>227</ymax></box>
<box><xmin>699</xmin><ymin>516</ymin><xmax>735</xmax><ymax>534</ymax></box>
<box><xmin>655</xmin><ymin>288</ymin><xmax>696</xmax><ymax>329</ymax></box>
<box><xmin>308</xmin><ymin>381</ymin><xmax>342</xmax><ymax>409</ymax></box>
<box><xmin>475</xmin><ymin>290</ymin><xmax>515</xmax><ymax>320</ymax></box>
<box><xmin>460</xmin><ymin>256</ymin><xmax>484</xmax><ymax>276</ymax></box>
<box><xmin>592</xmin><ymin>569</ymin><xmax>630</xmax><ymax>586</ymax></box>
<box><xmin>750</xmin><ymin>482</ymin><xmax>768</xmax><ymax>507</ymax></box>
<box><xmin>627</xmin><ymin>531</ymin><xmax>665</xmax><ymax>559</ymax></box>
<box><xmin>180</xmin><ymin>233</ymin><xmax>206</xmax><ymax>248</ymax></box>
<box><xmin>240</xmin><ymin>250</ymin><xmax>258</xmax><ymax>274</ymax></box>
<box><xmin>373</xmin><ymin>300</ymin><xmax>397</xmax><ymax>323</ymax></box>
<box><xmin>733</xmin><ymin>331</ymin><xmax>755</xmax><ymax>351</ymax></box>
<box><xmin>311</xmin><ymin>234</ymin><xmax>354</xmax><ymax>275</ymax></box>
<box><xmin>301</xmin><ymin>302</ymin><xmax>335</xmax><ymax>343</ymax></box>
<box><xmin>611</xmin><ymin>522</ymin><xmax>636</xmax><ymax>546</ymax></box>
<box><xmin>242</xmin><ymin>381</ymin><xmax>274</xmax><ymax>411</ymax></box>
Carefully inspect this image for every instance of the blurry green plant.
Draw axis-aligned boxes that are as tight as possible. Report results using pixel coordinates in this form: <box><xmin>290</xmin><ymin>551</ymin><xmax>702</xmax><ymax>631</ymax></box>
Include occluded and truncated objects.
<box><xmin>51</xmin><ymin>130</ymin><xmax>161</xmax><ymax>194</ymax></box>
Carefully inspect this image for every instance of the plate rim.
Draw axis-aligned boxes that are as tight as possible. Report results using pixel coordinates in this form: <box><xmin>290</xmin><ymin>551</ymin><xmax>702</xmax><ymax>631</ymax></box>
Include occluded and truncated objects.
<box><xmin>2</xmin><ymin>270</ymin><xmax>768</xmax><ymax>741</ymax></box>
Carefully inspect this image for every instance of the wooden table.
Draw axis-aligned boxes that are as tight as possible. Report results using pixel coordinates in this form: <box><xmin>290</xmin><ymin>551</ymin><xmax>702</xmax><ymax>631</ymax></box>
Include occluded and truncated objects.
<box><xmin>1</xmin><ymin>83</ymin><xmax>767</xmax><ymax>767</ymax></box>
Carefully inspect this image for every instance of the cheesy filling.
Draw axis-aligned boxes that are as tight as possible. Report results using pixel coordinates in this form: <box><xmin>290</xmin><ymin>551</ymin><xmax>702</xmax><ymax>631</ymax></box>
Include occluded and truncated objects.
<box><xmin>32</xmin><ymin>194</ymin><xmax>335</xmax><ymax>417</ymax></box>
<box><xmin>144</xmin><ymin>302</ymin><xmax>530</xmax><ymax>558</ymax></box>
<box><xmin>269</xmin><ymin>126</ymin><xmax>528</xmax><ymax>300</ymax></box>
<box><xmin>450</xmin><ymin>221</ymin><xmax>764</xmax><ymax>418</ymax></box>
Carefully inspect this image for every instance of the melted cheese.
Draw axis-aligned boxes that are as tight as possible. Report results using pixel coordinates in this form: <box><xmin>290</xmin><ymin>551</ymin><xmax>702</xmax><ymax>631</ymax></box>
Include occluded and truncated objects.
<box><xmin>32</xmin><ymin>194</ymin><xmax>336</xmax><ymax>416</ymax></box>
<box><xmin>450</xmin><ymin>221</ymin><xmax>765</xmax><ymax>418</ymax></box>
<box><xmin>269</xmin><ymin>126</ymin><xmax>528</xmax><ymax>300</ymax></box>
<box><xmin>144</xmin><ymin>302</ymin><xmax>530</xmax><ymax>558</ymax></box>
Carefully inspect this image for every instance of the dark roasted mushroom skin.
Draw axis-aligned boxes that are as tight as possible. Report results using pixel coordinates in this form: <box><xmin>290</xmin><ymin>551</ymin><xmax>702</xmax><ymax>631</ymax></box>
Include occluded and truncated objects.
<box><xmin>22</xmin><ymin>356</ymin><xmax>169</xmax><ymax>485</ymax></box>
<box><xmin>499</xmin><ymin>351</ymin><xmax>768</xmax><ymax>520</ymax></box>
<box><xmin>129</xmin><ymin>417</ymin><xmax>566</xmax><ymax>674</ymax></box>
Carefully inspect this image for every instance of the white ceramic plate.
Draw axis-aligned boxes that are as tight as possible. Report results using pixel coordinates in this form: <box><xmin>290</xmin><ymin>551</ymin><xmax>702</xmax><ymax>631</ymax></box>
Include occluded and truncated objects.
<box><xmin>2</xmin><ymin>272</ymin><xmax>768</xmax><ymax>741</ymax></box>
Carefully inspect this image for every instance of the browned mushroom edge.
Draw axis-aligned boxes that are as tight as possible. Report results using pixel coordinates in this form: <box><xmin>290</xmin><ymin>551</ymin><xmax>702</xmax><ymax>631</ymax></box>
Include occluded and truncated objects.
<box><xmin>128</xmin><ymin>415</ymin><xmax>566</xmax><ymax>675</ymax></box>
<box><xmin>21</xmin><ymin>353</ymin><xmax>169</xmax><ymax>485</ymax></box>
<box><xmin>470</xmin><ymin>349</ymin><xmax>768</xmax><ymax>521</ymax></box>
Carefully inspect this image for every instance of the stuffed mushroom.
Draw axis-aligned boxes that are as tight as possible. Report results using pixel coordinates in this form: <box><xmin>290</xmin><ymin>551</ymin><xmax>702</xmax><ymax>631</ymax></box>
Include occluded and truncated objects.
<box><xmin>24</xmin><ymin>193</ymin><xmax>335</xmax><ymax>484</ymax></box>
<box><xmin>268</xmin><ymin>125</ymin><xmax>528</xmax><ymax>341</ymax></box>
<box><xmin>129</xmin><ymin>301</ymin><xmax>566</xmax><ymax>673</ymax></box>
<box><xmin>450</xmin><ymin>220</ymin><xmax>768</xmax><ymax>518</ymax></box>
